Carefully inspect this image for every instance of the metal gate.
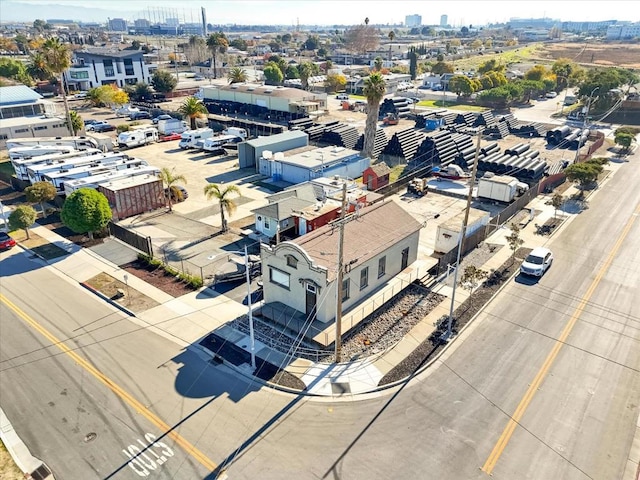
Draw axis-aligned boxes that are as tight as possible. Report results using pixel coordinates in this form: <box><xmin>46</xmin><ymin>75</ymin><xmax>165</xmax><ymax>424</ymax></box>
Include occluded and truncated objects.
<box><xmin>108</xmin><ymin>222</ymin><xmax>153</xmax><ymax>256</ymax></box>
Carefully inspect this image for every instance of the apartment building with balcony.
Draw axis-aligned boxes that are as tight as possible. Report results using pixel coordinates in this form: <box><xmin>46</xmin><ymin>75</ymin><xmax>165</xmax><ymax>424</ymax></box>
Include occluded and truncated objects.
<box><xmin>64</xmin><ymin>47</ymin><xmax>157</xmax><ymax>91</ymax></box>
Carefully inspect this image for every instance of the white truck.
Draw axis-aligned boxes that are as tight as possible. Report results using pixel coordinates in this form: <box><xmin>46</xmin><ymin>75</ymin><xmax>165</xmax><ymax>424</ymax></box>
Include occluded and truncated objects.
<box><xmin>179</xmin><ymin>128</ymin><xmax>214</xmax><ymax>149</ymax></box>
<box><xmin>117</xmin><ymin>126</ymin><xmax>159</xmax><ymax>149</ymax></box>
<box><xmin>477</xmin><ymin>174</ymin><xmax>529</xmax><ymax>203</ymax></box>
<box><xmin>157</xmin><ymin>118</ymin><xmax>188</xmax><ymax>135</ymax></box>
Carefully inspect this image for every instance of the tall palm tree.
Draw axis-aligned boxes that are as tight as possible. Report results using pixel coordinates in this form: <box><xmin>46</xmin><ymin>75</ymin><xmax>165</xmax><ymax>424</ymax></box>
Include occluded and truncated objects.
<box><xmin>42</xmin><ymin>37</ymin><xmax>73</xmax><ymax>135</ymax></box>
<box><xmin>362</xmin><ymin>72</ymin><xmax>386</xmax><ymax>160</ymax></box>
<box><xmin>159</xmin><ymin>167</ymin><xmax>187</xmax><ymax>212</ymax></box>
<box><xmin>228</xmin><ymin>66</ymin><xmax>248</xmax><ymax>84</ymax></box>
<box><xmin>388</xmin><ymin>31</ymin><xmax>395</xmax><ymax>61</ymax></box>
<box><xmin>206</xmin><ymin>32</ymin><xmax>228</xmax><ymax>79</ymax></box>
<box><xmin>204</xmin><ymin>183</ymin><xmax>240</xmax><ymax>233</ymax></box>
<box><xmin>68</xmin><ymin>110</ymin><xmax>83</xmax><ymax>135</ymax></box>
<box><xmin>299</xmin><ymin>61</ymin><xmax>313</xmax><ymax>90</ymax></box>
<box><xmin>178</xmin><ymin>96</ymin><xmax>208</xmax><ymax>130</ymax></box>
<box><xmin>374</xmin><ymin>56</ymin><xmax>383</xmax><ymax>71</ymax></box>
<box><xmin>27</xmin><ymin>51</ymin><xmax>51</xmax><ymax>81</ymax></box>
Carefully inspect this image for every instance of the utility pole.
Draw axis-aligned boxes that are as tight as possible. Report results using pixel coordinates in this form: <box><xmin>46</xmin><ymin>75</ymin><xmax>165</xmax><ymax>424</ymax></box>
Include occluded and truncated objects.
<box><xmin>174</xmin><ymin>44</ymin><xmax>179</xmax><ymax>82</ymax></box>
<box><xmin>444</xmin><ymin>127</ymin><xmax>483</xmax><ymax>341</ymax></box>
<box><xmin>244</xmin><ymin>245</ymin><xmax>256</xmax><ymax>371</ymax></box>
<box><xmin>334</xmin><ymin>182</ymin><xmax>348</xmax><ymax>363</ymax></box>
<box><xmin>573</xmin><ymin>86</ymin><xmax>599</xmax><ymax>164</ymax></box>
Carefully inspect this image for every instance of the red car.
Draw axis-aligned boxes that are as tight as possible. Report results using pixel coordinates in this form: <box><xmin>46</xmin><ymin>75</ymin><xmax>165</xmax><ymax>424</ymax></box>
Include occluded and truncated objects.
<box><xmin>159</xmin><ymin>133</ymin><xmax>182</xmax><ymax>142</ymax></box>
<box><xmin>0</xmin><ymin>232</ymin><xmax>16</xmax><ymax>250</ymax></box>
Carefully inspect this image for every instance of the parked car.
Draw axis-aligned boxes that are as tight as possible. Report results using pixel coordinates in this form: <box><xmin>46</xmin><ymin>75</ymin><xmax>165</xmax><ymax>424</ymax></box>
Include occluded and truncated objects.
<box><xmin>130</xmin><ymin>111</ymin><xmax>151</xmax><ymax>120</ymax></box>
<box><xmin>194</xmin><ymin>75</ymin><xmax>205</xmax><ymax>81</ymax></box>
<box><xmin>84</xmin><ymin>119</ymin><xmax>99</xmax><ymax>126</ymax></box>
<box><xmin>545</xmin><ymin>91</ymin><xmax>558</xmax><ymax>98</ymax></box>
<box><xmin>336</xmin><ymin>93</ymin><xmax>349</xmax><ymax>100</ymax></box>
<box><xmin>159</xmin><ymin>132</ymin><xmax>182</xmax><ymax>142</ymax></box>
<box><xmin>165</xmin><ymin>186</ymin><xmax>188</xmax><ymax>202</ymax></box>
<box><xmin>85</xmin><ymin>120</ymin><xmax>110</xmax><ymax>131</ymax></box>
<box><xmin>90</xmin><ymin>122</ymin><xmax>116</xmax><ymax>133</ymax></box>
<box><xmin>432</xmin><ymin>84</ymin><xmax>443</xmax><ymax>91</ymax></box>
<box><xmin>153</xmin><ymin>114</ymin><xmax>173</xmax><ymax>125</ymax></box>
<box><xmin>520</xmin><ymin>247</ymin><xmax>553</xmax><ymax>277</ymax></box>
<box><xmin>73</xmin><ymin>92</ymin><xmax>88</xmax><ymax>99</ymax></box>
<box><xmin>0</xmin><ymin>232</ymin><xmax>16</xmax><ymax>250</ymax></box>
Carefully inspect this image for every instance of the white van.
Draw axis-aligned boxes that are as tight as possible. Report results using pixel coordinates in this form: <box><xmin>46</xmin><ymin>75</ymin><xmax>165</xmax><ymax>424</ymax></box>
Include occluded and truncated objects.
<box><xmin>157</xmin><ymin>118</ymin><xmax>188</xmax><ymax>135</ymax></box>
<box><xmin>117</xmin><ymin>127</ymin><xmax>159</xmax><ymax>148</ymax></box>
<box><xmin>179</xmin><ymin>128</ymin><xmax>214</xmax><ymax>149</ymax></box>
<box><xmin>115</xmin><ymin>105</ymin><xmax>141</xmax><ymax>117</ymax></box>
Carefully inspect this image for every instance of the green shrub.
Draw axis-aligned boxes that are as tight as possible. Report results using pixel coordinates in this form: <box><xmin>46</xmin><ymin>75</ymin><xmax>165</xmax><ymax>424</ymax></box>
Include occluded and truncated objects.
<box><xmin>117</xmin><ymin>124</ymin><xmax>130</xmax><ymax>133</ymax></box>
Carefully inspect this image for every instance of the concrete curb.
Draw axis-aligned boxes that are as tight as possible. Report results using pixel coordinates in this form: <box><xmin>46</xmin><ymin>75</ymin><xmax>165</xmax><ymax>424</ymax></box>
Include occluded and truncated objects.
<box><xmin>79</xmin><ymin>282</ymin><xmax>136</xmax><ymax>317</ymax></box>
<box><xmin>0</xmin><ymin>407</ymin><xmax>54</xmax><ymax>479</ymax></box>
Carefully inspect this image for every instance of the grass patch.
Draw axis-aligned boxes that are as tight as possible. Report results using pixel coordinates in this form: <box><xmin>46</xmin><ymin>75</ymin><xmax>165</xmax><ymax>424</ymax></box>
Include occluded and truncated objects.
<box><xmin>453</xmin><ymin>43</ymin><xmax>545</xmax><ymax>72</ymax></box>
<box><xmin>418</xmin><ymin>99</ymin><xmax>488</xmax><ymax>112</ymax></box>
<box><xmin>389</xmin><ymin>165</ymin><xmax>405</xmax><ymax>183</ymax></box>
<box><xmin>0</xmin><ymin>159</ymin><xmax>15</xmax><ymax>178</ymax></box>
<box><xmin>85</xmin><ymin>272</ymin><xmax>160</xmax><ymax>312</ymax></box>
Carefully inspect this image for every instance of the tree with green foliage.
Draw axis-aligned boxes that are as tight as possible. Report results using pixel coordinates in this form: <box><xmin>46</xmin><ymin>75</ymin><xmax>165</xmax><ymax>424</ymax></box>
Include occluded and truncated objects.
<box><xmin>524</xmin><ymin>65</ymin><xmax>550</xmax><ymax>82</ymax></box>
<box><xmin>373</xmin><ymin>56</ymin><xmax>384</xmax><ymax>71</ymax></box>
<box><xmin>285</xmin><ymin>65</ymin><xmax>300</xmax><ymax>79</ymax></box>
<box><xmin>485</xmin><ymin>71</ymin><xmax>507</xmax><ymax>87</ymax></box>
<box><xmin>126</xmin><ymin>82</ymin><xmax>153</xmax><ymax>101</ymax></box>
<box><xmin>615</xmin><ymin>131</ymin><xmax>635</xmax><ymax>153</ymax></box>
<box><xmin>229</xmin><ymin>38</ymin><xmax>248</xmax><ymax>51</ymax></box>
<box><xmin>228</xmin><ymin>66</ymin><xmax>248</xmax><ymax>84</ymax></box>
<box><xmin>431</xmin><ymin>61</ymin><xmax>454</xmax><ymax>75</ymax></box>
<box><xmin>408</xmin><ymin>47</ymin><xmax>418</xmax><ymax>80</ymax></box>
<box><xmin>551</xmin><ymin>58</ymin><xmax>577</xmax><ymax>90</ymax></box>
<box><xmin>25</xmin><ymin>181</ymin><xmax>57</xmax><ymax>218</ymax></box>
<box><xmin>61</xmin><ymin>188</ymin><xmax>111</xmax><ymax>240</ymax></box>
<box><xmin>9</xmin><ymin>205</ymin><xmax>37</xmax><ymax>239</ymax></box>
<box><xmin>448</xmin><ymin>75</ymin><xmax>474</xmax><ymax>96</ymax></box>
<box><xmin>263</xmin><ymin>62</ymin><xmax>284</xmax><ymax>85</ymax></box>
<box><xmin>151</xmin><ymin>70</ymin><xmax>178</xmax><ymax>93</ymax></box>
<box><xmin>304</xmin><ymin>35</ymin><xmax>320</xmax><ymax>51</ymax></box>
<box><xmin>178</xmin><ymin>96</ymin><xmax>208</xmax><ymax>130</ymax></box>
<box><xmin>477</xmin><ymin>86</ymin><xmax>514</xmax><ymax>109</ymax></box>
<box><xmin>317</xmin><ymin>47</ymin><xmax>328</xmax><ymax>59</ymax></box>
<box><xmin>299</xmin><ymin>61</ymin><xmax>316</xmax><ymax>90</ymax></box>
<box><xmin>159</xmin><ymin>167</ymin><xmax>187</xmax><ymax>212</ymax></box>
<box><xmin>203</xmin><ymin>183</ymin><xmax>240</xmax><ymax>232</ymax></box>
<box><xmin>206</xmin><ymin>32</ymin><xmax>228</xmax><ymax>79</ymax></box>
<box><xmin>42</xmin><ymin>37</ymin><xmax>73</xmax><ymax>135</ymax></box>
<box><xmin>505</xmin><ymin>223</ymin><xmax>524</xmax><ymax>263</ymax></box>
<box><xmin>362</xmin><ymin>72</ymin><xmax>386</xmax><ymax>159</ymax></box>
<box><xmin>87</xmin><ymin>85</ymin><xmax>115</xmax><ymax>107</ymax></box>
<box><xmin>0</xmin><ymin>57</ymin><xmax>33</xmax><ymax>85</ymax></box>
<box><xmin>477</xmin><ymin>58</ymin><xmax>505</xmax><ymax>75</ymax></box>
<box><xmin>564</xmin><ymin>159</ymin><xmax>607</xmax><ymax>196</ymax></box>
<box><xmin>33</xmin><ymin>19</ymin><xmax>48</xmax><ymax>32</ymax></box>
<box><xmin>517</xmin><ymin>79</ymin><xmax>545</xmax><ymax>103</ymax></box>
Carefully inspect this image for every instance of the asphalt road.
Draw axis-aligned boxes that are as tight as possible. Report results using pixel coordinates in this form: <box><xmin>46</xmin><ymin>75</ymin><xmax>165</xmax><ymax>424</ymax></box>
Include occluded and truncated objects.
<box><xmin>0</xmin><ymin>250</ymin><xmax>291</xmax><ymax>479</ymax></box>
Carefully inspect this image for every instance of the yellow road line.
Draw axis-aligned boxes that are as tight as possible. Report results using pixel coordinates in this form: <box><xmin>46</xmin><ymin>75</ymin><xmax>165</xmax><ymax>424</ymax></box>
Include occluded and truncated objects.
<box><xmin>0</xmin><ymin>293</ymin><xmax>218</xmax><ymax>472</ymax></box>
<box><xmin>482</xmin><ymin>204</ymin><xmax>640</xmax><ymax>474</ymax></box>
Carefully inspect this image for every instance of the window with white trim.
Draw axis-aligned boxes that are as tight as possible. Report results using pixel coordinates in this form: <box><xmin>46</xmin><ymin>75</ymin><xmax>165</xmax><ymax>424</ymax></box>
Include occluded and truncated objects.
<box><xmin>269</xmin><ymin>267</ymin><xmax>290</xmax><ymax>289</ymax></box>
<box><xmin>360</xmin><ymin>267</ymin><xmax>369</xmax><ymax>290</ymax></box>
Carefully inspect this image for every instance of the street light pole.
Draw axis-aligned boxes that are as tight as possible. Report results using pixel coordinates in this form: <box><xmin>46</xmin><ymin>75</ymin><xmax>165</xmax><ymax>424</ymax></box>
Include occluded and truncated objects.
<box><xmin>573</xmin><ymin>86</ymin><xmax>599</xmax><ymax>164</ymax></box>
<box><xmin>444</xmin><ymin>127</ymin><xmax>483</xmax><ymax>341</ymax></box>
<box><xmin>244</xmin><ymin>245</ymin><xmax>256</xmax><ymax>371</ymax></box>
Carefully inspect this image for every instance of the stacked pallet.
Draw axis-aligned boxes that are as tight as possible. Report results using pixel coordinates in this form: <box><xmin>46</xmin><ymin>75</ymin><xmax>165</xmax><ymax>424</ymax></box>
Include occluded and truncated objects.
<box><xmin>355</xmin><ymin>129</ymin><xmax>389</xmax><ymax>159</ymax></box>
<box><xmin>320</xmin><ymin>124</ymin><xmax>359</xmax><ymax>149</ymax></box>
<box><xmin>382</xmin><ymin>128</ymin><xmax>424</xmax><ymax>161</ymax></box>
<box><xmin>379</xmin><ymin>97</ymin><xmax>412</xmax><ymax>118</ymax></box>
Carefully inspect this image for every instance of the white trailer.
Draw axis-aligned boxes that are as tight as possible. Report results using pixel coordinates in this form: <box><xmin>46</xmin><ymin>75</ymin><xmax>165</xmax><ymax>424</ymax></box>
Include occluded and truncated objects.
<box><xmin>157</xmin><ymin>119</ymin><xmax>188</xmax><ymax>135</ymax></box>
<box><xmin>200</xmin><ymin>134</ymin><xmax>238</xmax><ymax>153</ymax></box>
<box><xmin>43</xmin><ymin>157</ymin><xmax>149</xmax><ymax>195</ymax></box>
<box><xmin>477</xmin><ymin>174</ymin><xmax>528</xmax><ymax>203</ymax></box>
<box><xmin>117</xmin><ymin>127</ymin><xmax>159</xmax><ymax>148</ymax></box>
<box><xmin>434</xmin><ymin>208</ymin><xmax>490</xmax><ymax>254</ymax></box>
<box><xmin>26</xmin><ymin>152</ymin><xmax>129</xmax><ymax>184</ymax></box>
<box><xmin>6</xmin><ymin>136</ymin><xmax>100</xmax><ymax>151</ymax></box>
<box><xmin>11</xmin><ymin>148</ymin><xmax>101</xmax><ymax>181</ymax></box>
<box><xmin>63</xmin><ymin>165</ymin><xmax>161</xmax><ymax>196</ymax></box>
<box><xmin>9</xmin><ymin>145</ymin><xmax>77</xmax><ymax>162</ymax></box>
<box><xmin>179</xmin><ymin>128</ymin><xmax>214</xmax><ymax>149</ymax></box>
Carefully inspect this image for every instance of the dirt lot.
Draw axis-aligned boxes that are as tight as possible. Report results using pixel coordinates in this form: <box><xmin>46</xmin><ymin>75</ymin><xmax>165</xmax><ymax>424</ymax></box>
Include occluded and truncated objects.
<box><xmin>537</xmin><ymin>42</ymin><xmax>640</xmax><ymax>69</ymax></box>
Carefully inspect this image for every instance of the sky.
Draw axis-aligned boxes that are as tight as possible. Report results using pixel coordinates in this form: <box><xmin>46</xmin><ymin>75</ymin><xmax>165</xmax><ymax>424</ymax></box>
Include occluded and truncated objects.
<box><xmin>4</xmin><ymin>0</ymin><xmax>639</xmax><ymax>25</ymax></box>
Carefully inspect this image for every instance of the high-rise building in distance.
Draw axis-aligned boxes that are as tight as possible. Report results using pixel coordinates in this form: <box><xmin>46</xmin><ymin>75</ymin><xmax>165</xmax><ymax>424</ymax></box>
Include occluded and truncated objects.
<box><xmin>405</xmin><ymin>14</ymin><xmax>422</xmax><ymax>27</ymax></box>
<box><xmin>440</xmin><ymin>14</ymin><xmax>448</xmax><ymax>27</ymax></box>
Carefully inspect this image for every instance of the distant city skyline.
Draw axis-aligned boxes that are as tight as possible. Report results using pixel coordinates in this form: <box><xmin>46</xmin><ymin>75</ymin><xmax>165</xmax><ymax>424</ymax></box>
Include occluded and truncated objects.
<box><xmin>3</xmin><ymin>0</ymin><xmax>639</xmax><ymax>26</ymax></box>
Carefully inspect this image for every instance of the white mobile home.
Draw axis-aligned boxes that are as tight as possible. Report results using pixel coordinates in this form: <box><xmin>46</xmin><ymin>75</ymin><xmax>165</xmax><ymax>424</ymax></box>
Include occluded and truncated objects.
<box><xmin>179</xmin><ymin>128</ymin><xmax>214</xmax><ymax>149</ymax></box>
<box><xmin>117</xmin><ymin>126</ymin><xmax>158</xmax><ymax>148</ymax></box>
<box><xmin>6</xmin><ymin>136</ymin><xmax>100</xmax><ymax>151</ymax></box>
<box><xmin>11</xmin><ymin>148</ymin><xmax>101</xmax><ymax>181</ymax></box>
<box><xmin>9</xmin><ymin>145</ymin><xmax>76</xmax><ymax>162</ymax></box>
<box><xmin>63</xmin><ymin>165</ymin><xmax>160</xmax><ymax>196</ymax></box>
<box><xmin>26</xmin><ymin>152</ymin><xmax>129</xmax><ymax>184</ymax></box>
<box><xmin>43</xmin><ymin>157</ymin><xmax>149</xmax><ymax>194</ymax></box>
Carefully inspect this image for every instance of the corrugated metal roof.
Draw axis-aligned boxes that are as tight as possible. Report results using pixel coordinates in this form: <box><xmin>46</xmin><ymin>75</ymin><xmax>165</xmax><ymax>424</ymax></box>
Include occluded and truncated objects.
<box><xmin>245</xmin><ymin>130</ymin><xmax>309</xmax><ymax>148</ymax></box>
<box><xmin>0</xmin><ymin>85</ymin><xmax>43</xmax><ymax>106</ymax></box>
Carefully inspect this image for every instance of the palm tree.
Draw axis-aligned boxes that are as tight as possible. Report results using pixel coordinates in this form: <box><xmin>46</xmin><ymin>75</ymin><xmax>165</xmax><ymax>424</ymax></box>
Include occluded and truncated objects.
<box><xmin>299</xmin><ymin>61</ymin><xmax>313</xmax><ymax>90</ymax></box>
<box><xmin>204</xmin><ymin>183</ymin><xmax>240</xmax><ymax>232</ymax></box>
<box><xmin>159</xmin><ymin>167</ymin><xmax>187</xmax><ymax>212</ymax></box>
<box><xmin>374</xmin><ymin>56</ymin><xmax>384</xmax><ymax>71</ymax></box>
<box><xmin>68</xmin><ymin>110</ymin><xmax>83</xmax><ymax>135</ymax></box>
<box><xmin>362</xmin><ymin>72</ymin><xmax>386</xmax><ymax>160</ymax></box>
<box><xmin>178</xmin><ymin>96</ymin><xmax>208</xmax><ymax>130</ymax></box>
<box><xmin>364</xmin><ymin>17</ymin><xmax>370</xmax><ymax>25</ymax></box>
<box><xmin>228</xmin><ymin>66</ymin><xmax>248</xmax><ymax>84</ymax></box>
<box><xmin>42</xmin><ymin>37</ymin><xmax>73</xmax><ymax>135</ymax></box>
<box><xmin>206</xmin><ymin>32</ymin><xmax>228</xmax><ymax>79</ymax></box>
<box><xmin>388</xmin><ymin>31</ymin><xmax>395</xmax><ymax>61</ymax></box>
<box><xmin>27</xmin><ymin>52</ymin><xmax>51</xmax><ymax>81</ymax></box>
